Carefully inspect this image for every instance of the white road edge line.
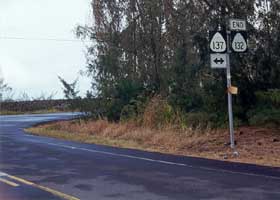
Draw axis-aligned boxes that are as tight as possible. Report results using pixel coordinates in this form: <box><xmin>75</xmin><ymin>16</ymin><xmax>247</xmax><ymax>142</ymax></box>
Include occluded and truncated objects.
<box><xmin>0</xmin><ymin>172</ymin><xmax>8</xmax><ymax>177</ymax></box>
<box><xmin>21</xmin><ymin>138</ymin><xmax>280</xmax><ymax>180</ymax></box>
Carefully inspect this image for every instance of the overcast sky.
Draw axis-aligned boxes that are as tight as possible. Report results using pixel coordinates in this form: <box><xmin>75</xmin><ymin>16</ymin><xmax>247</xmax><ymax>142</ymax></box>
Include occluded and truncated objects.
<box><xmin>0</xmin><ymin>0</ymin><xmax>92</xmax><ymax>99</ymax></box>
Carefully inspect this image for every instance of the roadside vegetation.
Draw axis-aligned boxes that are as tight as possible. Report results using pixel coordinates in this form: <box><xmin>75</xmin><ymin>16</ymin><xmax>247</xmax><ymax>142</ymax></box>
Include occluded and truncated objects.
<box><xmin>26</xmin><ymin>1</ymin><xmax>280</xmax><ymax>167</ymax></box>
<box><xmin>26</xmin><ymin>95</ymin><xmax>280</xmax><ymax>167</ymax></box>
<box><xmin>26</xmin><ymin>118</ymin><xmax>280</xmax><ymax>167</ymax></box>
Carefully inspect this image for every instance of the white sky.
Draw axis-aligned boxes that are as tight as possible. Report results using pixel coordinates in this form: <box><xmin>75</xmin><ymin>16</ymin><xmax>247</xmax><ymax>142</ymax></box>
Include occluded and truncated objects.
<box><xmin>0</xmin><ymin>0</ymin><xmax>92</xmax><ymax>99</ymax></box>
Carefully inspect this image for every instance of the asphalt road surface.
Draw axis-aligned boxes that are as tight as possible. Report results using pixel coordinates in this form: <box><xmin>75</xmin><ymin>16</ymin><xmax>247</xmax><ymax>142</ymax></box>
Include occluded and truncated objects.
<box><xmin>0</xmin><ymin>113</ymin><xmax>280</xmax><ymax>200</ymax></box>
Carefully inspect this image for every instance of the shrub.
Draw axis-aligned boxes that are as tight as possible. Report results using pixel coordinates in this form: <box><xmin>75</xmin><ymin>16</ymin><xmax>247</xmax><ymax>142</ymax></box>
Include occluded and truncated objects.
<box><xmin>142</xmin><ymin>96</ymin><xmax>175</xmax><ymax>129</ymax></box>
<box><xmin>120</xmin><ymin>97</ymin><xmax>147</xmax><ymax>123</ymax></box>
<box><xmin>248</xmin><ymin>108</ymin><xmax>280</xmax><ymax>128</ymax></box>
<box><xmin>184</xmin><ymin>112</ymin><xmax>226</xmax><ymax>129</ymax></box>
<box><xmin>246</xmin><ymin>90</ymin><xmax>280</xmax><ymax>128</ymax></box>
<box><xmin>255</xmin><ymin>89</ymin><xmax>280</xmax><ymax>108</ymax></box>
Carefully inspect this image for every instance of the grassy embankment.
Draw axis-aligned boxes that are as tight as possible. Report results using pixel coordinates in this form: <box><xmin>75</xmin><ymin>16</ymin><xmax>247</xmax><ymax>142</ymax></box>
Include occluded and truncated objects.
<box><xmin>26</xmin><ymin>119</ymin><xmax>280</xmax><ymax>167</ymax></box>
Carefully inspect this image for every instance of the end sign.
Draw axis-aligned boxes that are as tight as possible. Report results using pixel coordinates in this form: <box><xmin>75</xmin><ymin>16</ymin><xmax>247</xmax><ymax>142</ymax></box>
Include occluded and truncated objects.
<box><xmin>229</xmin><ymin>19</ymin><xmax>246</xmax><ymax>31</ymax></box>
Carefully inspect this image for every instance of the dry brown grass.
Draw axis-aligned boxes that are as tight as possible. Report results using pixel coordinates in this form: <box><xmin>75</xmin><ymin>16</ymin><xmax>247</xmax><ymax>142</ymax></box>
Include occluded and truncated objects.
<box><xmin>25</xmin><ymin>118</ymin><xmax>280</xmax><ymax>167</ymax></box>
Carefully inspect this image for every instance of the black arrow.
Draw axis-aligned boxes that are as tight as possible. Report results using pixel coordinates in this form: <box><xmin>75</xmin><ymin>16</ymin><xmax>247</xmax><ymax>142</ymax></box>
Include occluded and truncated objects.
<box><xmin>214</xmin><ymin>58</ymin><xmax>224</xmax><ymax>64</ymax></box>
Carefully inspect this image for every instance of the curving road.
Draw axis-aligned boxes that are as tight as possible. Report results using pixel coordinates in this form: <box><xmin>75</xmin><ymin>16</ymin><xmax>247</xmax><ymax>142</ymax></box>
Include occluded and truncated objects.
<box><xmin>0</xmin><ymin>113</ymin><xmax>280</xmax><ymax>200</ymax></box>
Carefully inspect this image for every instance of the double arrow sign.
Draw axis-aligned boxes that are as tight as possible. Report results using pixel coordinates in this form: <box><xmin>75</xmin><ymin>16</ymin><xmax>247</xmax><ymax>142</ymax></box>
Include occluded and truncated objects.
<box><xmin>214</xmin><ymin>58</ymin><xmax>225</xmax><ymax>64</ymax></box>
<box><xmin>209</xmin><ymin>19</ymin><xmax>248</xmax><ymax>69</ymax></box>
<box><xmin>210</xmin><ymin>54</ymin><xmax>227</xmax><ymax>68</ymax></box>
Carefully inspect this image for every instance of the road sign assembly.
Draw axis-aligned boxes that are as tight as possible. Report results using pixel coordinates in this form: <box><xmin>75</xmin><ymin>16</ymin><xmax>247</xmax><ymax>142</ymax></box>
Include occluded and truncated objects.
<box><xmin>231</xmin><ymin>31</ymin><xmax>248</xmax><ymax>53</ymax></box>
<box><xmin>209</xmin><ymin>31</ymin><xmax>227</xmax><ymax>53</ymax></box>
<box><xmin>208</xmin><ymin>18</ymin><xmax>248</xmax><ymax>152</ymax></box>
<box><xmin>210</xmin><ymin>54</ymin><xmax>227</xmax><ymax>68</ymax></box>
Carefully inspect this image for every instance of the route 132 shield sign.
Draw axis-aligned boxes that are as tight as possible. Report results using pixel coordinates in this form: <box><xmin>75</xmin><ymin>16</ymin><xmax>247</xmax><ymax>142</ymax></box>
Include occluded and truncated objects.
<box><xmin>231</xmin><ymin>31</ymin><xmax>248</xmax><ymax>53</ymax></box>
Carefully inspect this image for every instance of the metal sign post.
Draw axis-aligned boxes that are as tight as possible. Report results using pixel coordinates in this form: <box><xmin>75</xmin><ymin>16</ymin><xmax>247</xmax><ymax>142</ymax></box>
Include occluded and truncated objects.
<box><xmin>226</xmin><ymin>31</ymin><xmax>235</xmax><ymax>149</ymax></box>
<box><xmin>227</xmin><ymin>19</ymin><xmax>247</xmax><ymax>151</ymax></box>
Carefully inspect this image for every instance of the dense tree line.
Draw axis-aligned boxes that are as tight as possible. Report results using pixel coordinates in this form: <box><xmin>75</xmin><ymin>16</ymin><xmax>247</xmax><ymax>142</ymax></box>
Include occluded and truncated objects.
<box><xmin>74</xmin><ymin>0</ymin><xmax>280</xmax><ymax>126</ymax></box>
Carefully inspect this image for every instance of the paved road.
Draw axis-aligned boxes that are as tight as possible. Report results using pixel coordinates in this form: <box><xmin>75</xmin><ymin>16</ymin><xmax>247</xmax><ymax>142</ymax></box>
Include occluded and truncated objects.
<box><xmin>0</xmin><ymin>113</ymin><xmax>280</xmax><ymax>200</ymax></box>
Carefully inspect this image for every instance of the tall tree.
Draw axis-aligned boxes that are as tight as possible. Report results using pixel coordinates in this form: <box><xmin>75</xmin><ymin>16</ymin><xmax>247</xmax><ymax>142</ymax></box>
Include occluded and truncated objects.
<box><xmin>0</xmin><ymin>78</ymin><xmax>12</xmax><ymax>102</ymax></box>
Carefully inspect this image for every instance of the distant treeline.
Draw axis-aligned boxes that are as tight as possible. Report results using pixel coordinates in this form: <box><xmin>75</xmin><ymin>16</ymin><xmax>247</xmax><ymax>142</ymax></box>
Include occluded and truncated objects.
<box><xmin>0</xmin><ymin>100</ymin><xmax>71</xmax><ymax>114</ymax></box>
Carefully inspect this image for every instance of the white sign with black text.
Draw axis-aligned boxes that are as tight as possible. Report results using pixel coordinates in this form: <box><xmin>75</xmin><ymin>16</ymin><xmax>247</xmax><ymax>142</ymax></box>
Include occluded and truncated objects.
<box><xmin>229</xmin><ymin>19</ymin><xmax>247</xmax><ymax>31</ymax></box>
